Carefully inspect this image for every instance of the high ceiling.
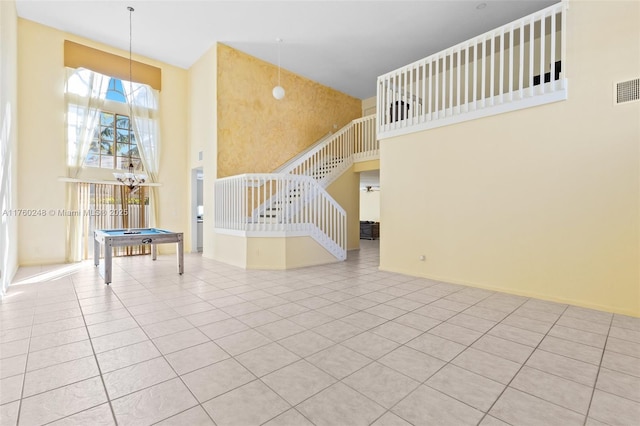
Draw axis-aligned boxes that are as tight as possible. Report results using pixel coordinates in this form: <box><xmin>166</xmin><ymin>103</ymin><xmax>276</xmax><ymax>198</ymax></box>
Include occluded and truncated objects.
<box><xmin>16</xmin><ymin>0</ymin><xmax>557</xmax><ymax>99</ymax></box>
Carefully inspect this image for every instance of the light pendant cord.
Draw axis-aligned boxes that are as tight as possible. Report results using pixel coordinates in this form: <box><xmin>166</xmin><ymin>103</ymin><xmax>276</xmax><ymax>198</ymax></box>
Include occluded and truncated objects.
<box><xmin>127</xmin><ymin>6</ymin><xmax>134</xmax><ymax>172</ymax></box>
<box><xmin>277</xmin><ymin>40</ymin><xmax>281</xmax><ymax>86</ymax></box>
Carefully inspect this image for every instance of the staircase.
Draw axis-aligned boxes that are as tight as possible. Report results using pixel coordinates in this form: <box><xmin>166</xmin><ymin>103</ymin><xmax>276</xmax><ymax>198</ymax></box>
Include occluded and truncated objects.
<box><xmin>215</xmin><ymin>114</ymin><xmax>377</xmax><ymax>262</ymax></box>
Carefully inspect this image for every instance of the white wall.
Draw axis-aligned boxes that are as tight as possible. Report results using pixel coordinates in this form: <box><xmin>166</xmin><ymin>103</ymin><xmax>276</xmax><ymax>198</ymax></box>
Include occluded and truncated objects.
<box><xmin>0</xmin><ymin>0</ymin><xmax>19</xmax><ymax>295</ymax></box>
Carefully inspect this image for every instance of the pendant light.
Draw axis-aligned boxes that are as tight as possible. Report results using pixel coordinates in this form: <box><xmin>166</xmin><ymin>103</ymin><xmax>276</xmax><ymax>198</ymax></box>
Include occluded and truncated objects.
<box><xmin>272</xmin><ymin>38</ymin><xmax>285</xmax><ymax>100</ymax></box>
<box><xmin>113</xmin><ymin>6</ymin><xmax>147</xmax><ymax>191</ymax></box>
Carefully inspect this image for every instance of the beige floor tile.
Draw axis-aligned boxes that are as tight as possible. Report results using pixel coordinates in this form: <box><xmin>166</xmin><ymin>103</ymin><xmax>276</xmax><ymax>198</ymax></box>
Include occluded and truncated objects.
<box><xmin>111</xmin><ymin>378</ymin><xmax>198</xmax><ymax>426</ymax></box>
<box><xmin>447</xmin><ymin>313</ymin><xmax>497</xmax><ymax>333</ymax></box>
<box><xmin>392</xmin><ymin>385</ymin><xmax>484</xmax><ymax>426</ymax></box>
<box><xmin>0</xmin><ymin>374</ymin><xmax>23</xmax><ymax>404</ymax></box>
<box><xmin>538</xmin><ymin>335</ymin><xmax>603</xmax><ymax>365</ymax></box>
<box><xmin>96</xmin><ymin>340</ymin><xmax>160</xmax><ymax>373</ymax></box>
<box><xmin>342</xmin><ymin>331</ymin><xmax>400</xmax><ymax>359</ymax></box>
<box><xmin>371</xmin><ymin>321</ymin><xmax>422</xmax><ymax>344</ymax></box>
<box><xmin>0</xmin><ymin>355</ymin><xmax>26</xmax><ymax>380</ymax></box>
<box><xmin>18</xmin><ymin>377</ymin><xmax>107</xmax><ymax>425</ymax></box>
<box><xmin>103</xmin><ymin>357</ymin><xmax>175</xmax><ymax>399</ymax></box>
<box><xmin>203</xmin><ymin>380</ymin><xmax>290</xmax><ymax>426</ymax></box>
<box><xmin>297</xmin><ymin>382</ymin><xmax>385</xmax><ymax>426</ymax></box>
<box><xmin>392</xmin><ymin>312</ymin><xmax>441</xmax><ymax>332</ymax></box>
<box><xmin>87</xmin><ymin>317</ymin><xmax>138</xmax><ymax>338</ymax></box>
<box><xmin>343</xmin><ymin>362</ymin><xmax>420</xmax><ymax>409</ymax></box>
<box><xmin>451</xmin><ymin>347</ymin><xmax>521</xmax><ymax>384</ymax></box>
<box><xmin>0</xmin><ymin>400</ymin><xmax>19</xmax><ymax>426</ymax></box>
<box><xmin>426</xmin><ymin>364</ymin><xmax>504</xmax><ymax>411</ymax></box>
<box><xmin>142</xmin><ymin>318</ymin><xmax>194</xmax><ymax>339</ymax></box>
<box><xmin>182</xmin><ymin>358</ymin><xmax>255</xmax><ymax>402</ymax></box>
<box><xmin>379</xmin><ymin>346</ymin><xmax>445</xmax><ymax>382</ymax></box>
<box><xmin>262</xmin><ymin>360</ymin><xmax>336</xmax><ymax>405</ymax></box>
<box><xmin>198</xmin><ymin>318</ymin><xmax>248</xmax><ymax>340</ymax></box>
<box><xmin>256</xmin><ymin>319</ymin><xmax>306</xmax><ymax>341</ymax></box>
<box><xmin>165</xmin><ymin>341</ymin><xmax>229</xmax><ymax>375</ymax></box>
<box><xmin>279</xmin><ymin>330</ymin><xmax>334</xmax><ymax>357</ymax></box>
<box><xmin>23</xmin><ymin>356</ymin><xmax>99</xmax><ymax>397</ymax></box>
<box><xmin>236</xmin><ymin>310</ymin><xmax>282</xmax><ymax>328</ymax></box>
<box><xmin>262</xmin><ymin>409</ymin><xmax>314</xmax><ymax>426</ymax></box>
<box><xmin>91</xmin><ymin>327</ymin><xmax>148</xmax><ymax>354</ymax></box>
<box><xmin>184</xmin><ymin>309</ymin><xmax>231</xmax><ymax>327</ymax></box>
<box><xmin>526</xmin><ymin>349</ymin><xmax>599</xmax><ymax>386</ymax></box>
<box><xmin>511</xmin><ymin>366</ymin><xmax>592</xmax><ymax>413</ymax></box>
<box><xmin>307</xmin><ymin>344</ymin><xmax>372</xmax><ymax>379</ymax></box>
<box><xmin>588</xmin><ymin>389</ymin><xmax>640</xmax><ymax>426</ymax></box>
<box><xmin>0</xmin><ymin>338</ymin><xmax>29</xmax><ymax>360</ymax></box>
<box><xmin>313</xmin><ymin>320</ymin><xmax>365</xmax><ymax>342</ymax></box>
<box><xmin>28</xmin><ymin>327</ymin><xmax>89</xmax><ymax>353</ymax></box>
<box><xmin>471</xmin><ymin>335</ymin><xmax>534</xmax><ymax>364</ymax></box>
<box><xmin>152</xmin><ymin>328</ymin><xmax>209</xmax><ymax>354</ymax></box>
<box><xmin>48</xmin><ymin>403</ymin><xmax>115</xmax><ymax>426</ymax></box>
<box><xmin>27</xmin><ymin>340</ymin><xmax>93</xmax><ymax>372</ymax></box>
<box><xmin>235</xmin><ymin>342</ymin><xmax>300</xmax><ymax>377</ymax></box>
<box><xmin>606</xmin><ymin>337</ymin><xmax>640</xmax><ymax>358</ymax></box>
<box><xmin>596</xmin><ymin>367</ymin><xmax>640</xmax><ymax>402</ymax></box>
<box><xmin>155</xmin><ymin>406</ymin><xmax>214</xmax><ymax>425</ymax></box>
<box><xmin>488</xmin><ymin>323</ymin><xmax>545</xmax><ymax>347</ymax></box>
<box><xmin>406</xmin><ymin>332</ymin><xmax>466</xmax><ymax>362</ymax></box>
<box><xmin>489</xmin><ymin>387</ymin><xmax>584</xmax><ymax>426</ymax></box>
<box><xmin>214</xmin><ymin>329</ymin><xmax>272</xmax><ymax>355</ymax></box>
<box><xmin>602</xmin><ymin>350</ymin><xmax>640</xmax><ymax>377</ymax></box>
<box><xmin>371</xmin><ymin>412</ymin><xmax>412</xmax><ymax>426</ymax></box>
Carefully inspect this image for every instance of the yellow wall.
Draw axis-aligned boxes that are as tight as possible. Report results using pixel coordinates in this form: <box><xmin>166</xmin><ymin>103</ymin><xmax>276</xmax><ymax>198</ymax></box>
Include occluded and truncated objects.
<box><xmin>188</xmin><ymin>44</ymin><xmax>217</xmax><ymax>258</ymax></box>
<box><xmin>213</xmin><ymin>233</ymin><xmax>337</xmax><ymax>269</ymax></box>
<box><xmin>360</xmin><ymin>191</ymin><xmax>380</xmax><ymax>222</ymax></box>
<box><xmin>216</xmin><ymin>44</ymin><xmax>362</xmax><ymax>177</ymax></box>
<box><xmin>380</xmin><ymin>0</ymin><xmax>640</xmax><ymax>316</ymax></box>
<box><xmin>17</xmin><ymin>19</ymin><xmax>189</xmax><ymax>264</ymax></box>
<box><xmin>0</xmin><ymin>0</ymin><xmax>19</xmax><ymax>294</ymax></box>
<box><xmin>326</xmin><ymin>165</ymin><xmax>360</xmax><ymax>251</ymax></box>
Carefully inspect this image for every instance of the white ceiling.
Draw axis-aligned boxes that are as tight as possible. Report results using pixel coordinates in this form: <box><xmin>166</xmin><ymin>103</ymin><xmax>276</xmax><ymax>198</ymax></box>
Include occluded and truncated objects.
<box><xmin>16</xmin><ymin>0</ymin><xmax>557</xmax><ymax>99</ymax></box>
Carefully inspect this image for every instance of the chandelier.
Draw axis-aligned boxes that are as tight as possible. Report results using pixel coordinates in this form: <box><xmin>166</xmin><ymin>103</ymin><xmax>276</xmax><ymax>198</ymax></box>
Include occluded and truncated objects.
<box><xmin>114</xmin><ymin>6</ymin><xmax>147</xmax><ymax>191</ymax></box>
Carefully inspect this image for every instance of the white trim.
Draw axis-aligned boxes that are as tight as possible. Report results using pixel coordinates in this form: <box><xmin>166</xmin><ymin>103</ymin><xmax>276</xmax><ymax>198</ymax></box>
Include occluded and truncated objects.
<box><xmin>379</xmin><ymin>84</ymin><xmax>568</xmax><ymax>140</ymax></box>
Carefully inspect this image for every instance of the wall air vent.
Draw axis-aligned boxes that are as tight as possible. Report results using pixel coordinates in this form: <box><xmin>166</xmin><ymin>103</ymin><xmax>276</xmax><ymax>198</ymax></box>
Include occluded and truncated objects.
<box><xmin>615</xmin><ymin>78</ymin><xmax>640</xmax><ymax>105</ymax></box>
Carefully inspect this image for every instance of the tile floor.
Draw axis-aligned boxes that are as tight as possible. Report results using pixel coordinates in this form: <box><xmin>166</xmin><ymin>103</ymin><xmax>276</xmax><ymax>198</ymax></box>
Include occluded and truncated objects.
<box><xmin>0</xmin><ymin>240</ymin><xmax>639</xmax><ymax>426</ymax></box>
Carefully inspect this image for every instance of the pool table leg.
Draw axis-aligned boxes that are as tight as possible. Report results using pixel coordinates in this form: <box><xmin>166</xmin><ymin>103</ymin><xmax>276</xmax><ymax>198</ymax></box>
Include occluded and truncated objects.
<box><xmin>104</xmin><ymin>243</ymin><xmax>112</xmax><ymax>285</ymax></box>
<box><xmin>152</xmin><ymin>243</ymin><xmax>157</xmax><ymax>261</ymax></box>
<box><xmin>177</xmin><ymin>239</ymin><xmax>184</xmax><ymax>275</ymax></box>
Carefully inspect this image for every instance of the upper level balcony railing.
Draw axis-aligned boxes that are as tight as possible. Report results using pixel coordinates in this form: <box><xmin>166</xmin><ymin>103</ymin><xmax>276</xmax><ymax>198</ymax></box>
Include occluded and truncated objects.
<box><xmin>377</xmin><ymin>1</ymin><xmax>568</xmax><ymax>139</ymax></box>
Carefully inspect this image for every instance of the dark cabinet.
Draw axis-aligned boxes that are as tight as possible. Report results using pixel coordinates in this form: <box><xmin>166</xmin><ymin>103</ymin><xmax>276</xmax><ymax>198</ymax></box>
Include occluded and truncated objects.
<box><xmin>360</xmin><ymin>221</ymin><xmax>379</xmax><ymax>240</ymax></box>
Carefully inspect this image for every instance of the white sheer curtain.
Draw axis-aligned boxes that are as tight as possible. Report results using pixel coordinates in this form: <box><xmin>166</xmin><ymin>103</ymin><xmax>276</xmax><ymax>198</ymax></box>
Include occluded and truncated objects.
<box><xmin>123</xmin><ymin>81</ymin><xmax>160</xmax><ymax>227</ymax></box>
<box><xmin>64</xmin><ymin>67</ymin><xmax>108</xmax><ymax>261</ymax></box>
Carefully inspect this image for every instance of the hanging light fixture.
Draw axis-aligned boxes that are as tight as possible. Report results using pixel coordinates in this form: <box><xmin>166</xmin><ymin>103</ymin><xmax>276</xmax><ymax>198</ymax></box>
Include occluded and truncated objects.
<box><xmin>272</xmin><ymin>38</ymin><xmax>285</xmax><ymax>100</ymax></box>
<box><xmin>114</xmin><ymin>6</ymin><xmax>147</xmax><ymax>191</ymax></box>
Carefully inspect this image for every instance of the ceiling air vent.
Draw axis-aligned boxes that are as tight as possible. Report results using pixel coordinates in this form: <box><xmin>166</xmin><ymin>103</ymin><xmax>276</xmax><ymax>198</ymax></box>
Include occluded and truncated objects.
<box><xmin>615</xmin><ymin>78</ymin><xmax>640</xmax><ymax>105</ymax></box>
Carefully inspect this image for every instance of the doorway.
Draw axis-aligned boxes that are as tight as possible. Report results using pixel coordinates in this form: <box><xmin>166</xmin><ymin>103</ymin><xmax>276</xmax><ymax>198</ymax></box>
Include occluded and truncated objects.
<box><xmin>191</xmin><ymin>167</ymin><xmax>203</xmax><ymax>253</ymax></box>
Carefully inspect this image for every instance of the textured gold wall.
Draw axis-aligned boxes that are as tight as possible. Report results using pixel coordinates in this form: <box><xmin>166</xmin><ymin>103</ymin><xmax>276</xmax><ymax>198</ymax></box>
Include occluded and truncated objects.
<box><xmin>217</xmin><ymin>43</ymin><xmax>362</xmax><ymax>177</ymax></box>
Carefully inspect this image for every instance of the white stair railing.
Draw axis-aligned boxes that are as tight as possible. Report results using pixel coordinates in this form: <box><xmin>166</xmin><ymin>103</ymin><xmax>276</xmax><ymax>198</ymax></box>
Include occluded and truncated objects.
<box><xmin>279</xmin><ymin>114</ymin><xmax>377</xmax><ymax>187</ymax></box>
<box><xmin>378</xmin><ymin>1</ymin><xmax>568</xmax><ymax>138</ymax></box>
<box><xmin>215</xmin><ymin>173</ymin><xmax>347</xmax><ymax>260</ymax></box>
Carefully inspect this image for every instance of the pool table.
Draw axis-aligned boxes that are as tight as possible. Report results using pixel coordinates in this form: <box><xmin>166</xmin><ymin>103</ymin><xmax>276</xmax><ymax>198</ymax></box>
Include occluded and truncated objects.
<box><xmin>94</xmin><ymin>228</ymin><xmax>184</xmax><ymax>285</ymax></box>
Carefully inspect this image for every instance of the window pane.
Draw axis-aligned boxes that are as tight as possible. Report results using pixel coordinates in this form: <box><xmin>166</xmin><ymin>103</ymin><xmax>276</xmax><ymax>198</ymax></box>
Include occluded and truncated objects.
<box><xmin>100</xmin><ymin>126</ymin><xmax>114</xmax><ymax>141</ymax></box>
<box><xmin>88</xmin><ymin>141</ymin><xmax>100</xmax><ymax>154</ymax></box>
<box><xmin>101</xmin><ymin>156</ymin><xmax>114</xmax><ymax>169</ymax></box>
<box><xmin>116</xmin><ymin>129</ymin><xmax>130</xmax><ymax>143</ymax></box>
<box><xmin>117</xmin><ymin>143</ymin><xmax>131</xmax><ymax>156</ymax></box>
<box><xmin>100</xmin><ymin>141</ymin><xmax>114</xmax><ymax>155</ymax></box>
<box><xmin>100</xmin><ymin>112</ymin><xmax>114</xmax><ymax>126</ymax></box>
<box><xmin>85</xmin><ymin>155</ymin><xmax>100</xmax><ymax>168</ymax></box>
<box><xmin>116</xmin><ymin>115</ymin><xmax>129</xmax><ymax>129</ymax></box>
